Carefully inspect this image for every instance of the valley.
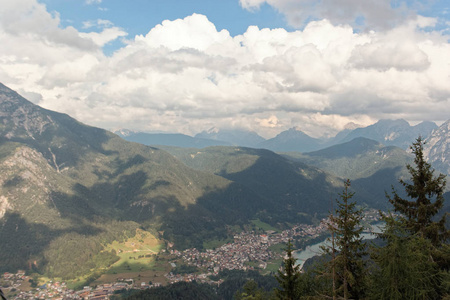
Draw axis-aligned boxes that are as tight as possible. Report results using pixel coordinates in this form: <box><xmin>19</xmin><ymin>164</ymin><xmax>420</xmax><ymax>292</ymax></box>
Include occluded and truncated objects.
<box><xmin>0</xmin><ymin>83</ymin><xmax>449</xmax><ymax>298</ymax></box>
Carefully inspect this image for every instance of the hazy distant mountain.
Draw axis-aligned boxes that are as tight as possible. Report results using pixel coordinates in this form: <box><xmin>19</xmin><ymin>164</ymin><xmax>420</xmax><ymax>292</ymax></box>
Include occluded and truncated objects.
<box><xmin>114</xmin><ymin>130</ymin><xmax>231</xmax><ymax>148</ymax></box>
<box><xmin>424</xmin><ymin>120</ymin><xmax>450</xmax><ymax>176</ymax></box>
<box><xmin>257</xmin><ymin>127</ymin><xmax>323</xmax><ymax>152</ymax></box>
<box><xmin>283</xmin><ymin>137</ymin><xmax>412</xmax><ymax>180</ymax></box>
<box><xmin>195</xmin><ymin>127</ymin><xmax>265</xmax><ymax>148</ymax></box>
<box><xmin>325</xmin><ymin>122</ymin><xmax>363</xmax><ymax>146</ymax></box>
<box><xmin>282</xmin><ymin>137</ymin><xmax>414</xmax><ymax>206</ymax></box>
<box><xmin>336</xmin><ymin>119</ymin><xmax>437</xmax><ymax>149</ymax></box>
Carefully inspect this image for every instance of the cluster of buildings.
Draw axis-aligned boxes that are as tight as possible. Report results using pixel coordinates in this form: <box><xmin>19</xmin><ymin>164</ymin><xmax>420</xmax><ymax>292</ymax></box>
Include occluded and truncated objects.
<box><xmin>2</xmin><ymin>211</ymin><xmax>381</xmax><ymax>298</ymax></box>
<box><xmin>1</xmin><ymin>273</ymin><xmax>157</xmax><ymax>300</ymax></box>
<box><xmin>172</xmin><ymin>220</ymin><xmax>330</xmax><ymax>276</ymax></box>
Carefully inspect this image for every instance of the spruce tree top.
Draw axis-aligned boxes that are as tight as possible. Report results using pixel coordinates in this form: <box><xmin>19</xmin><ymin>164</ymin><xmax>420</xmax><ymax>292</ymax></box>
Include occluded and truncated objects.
<box><xmin>388</xmin><ymin>136</ymin><xmax>448</xmax><ymax>246</ymax></box>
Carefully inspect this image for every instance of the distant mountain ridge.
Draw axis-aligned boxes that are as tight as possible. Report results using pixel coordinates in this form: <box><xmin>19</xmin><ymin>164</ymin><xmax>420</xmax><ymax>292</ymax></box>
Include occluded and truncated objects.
<box><xmin>195</xmin><ymin>127</ymin><xmax>265</xmax><ymax>148</ymax></box>
<box><xmin>335</xmin><ymin>119</ymin><xmax>437</xmax><ymax>150</ymax></box>
<box><xmin>257</xmin><ymin>127</ymin><xmax>323</xmax><ymax>152</ymax></box>
<box><xmin>114</xmin><ymin>130</ymin><xmax>231</xmax><ymax>148</ymax></box>
<box><xmin>119</xmin><ymin>119</ymin><xmax>438</xmax><ymax>153</ymax></box>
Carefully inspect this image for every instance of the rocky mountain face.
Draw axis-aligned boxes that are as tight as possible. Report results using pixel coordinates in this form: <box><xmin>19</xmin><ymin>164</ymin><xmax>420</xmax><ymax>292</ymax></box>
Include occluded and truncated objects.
<box><xmin>424</xmin><ymin>120</ymin><xmax>450</xmax><ymax>176</ymax></box>
<box><xmin>336</xmin><ymin>119</ymin><xmax>437</xmax><ymax>149</ymax></box>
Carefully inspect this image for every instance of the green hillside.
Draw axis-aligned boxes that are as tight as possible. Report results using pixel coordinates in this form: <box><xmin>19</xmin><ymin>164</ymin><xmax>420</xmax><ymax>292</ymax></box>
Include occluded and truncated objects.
<box><xmin>158</xmin><ymin>145</ymin><xmax>387</xmax><ymax>216</ymax></box>
<box><xmin>281</xmin><ymin>137</ymin><xmax>414</xmax><ymax>208</ymax></box>
<box><xmin>282</xmin><ymin>137</ymin><xmax>412</xmax><ymax>180</ymax></box>
<box><xmin>0</xmin><ymin>83</ymin><xmax>243</xmax><ymax>278</ymax></box>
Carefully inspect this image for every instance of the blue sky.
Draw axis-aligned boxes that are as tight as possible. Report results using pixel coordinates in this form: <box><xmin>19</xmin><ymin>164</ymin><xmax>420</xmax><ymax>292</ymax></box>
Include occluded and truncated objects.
<box><xmin>0</xmin><ymin>0</ymin><xmax>449</xmax><ymax>137</ymax></box>
<box><xmin>40</xmin><ymin>0</ymin><xmax>450</xmax><ymax>54</ymax></box>
<box><xmin>41</xmin><ymin>0</ymin><xmax>289</xmax><ymax>54</ymax></box>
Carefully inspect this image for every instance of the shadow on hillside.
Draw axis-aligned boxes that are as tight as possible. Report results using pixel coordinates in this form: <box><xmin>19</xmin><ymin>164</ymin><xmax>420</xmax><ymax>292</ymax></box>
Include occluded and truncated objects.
<box><xmin>158</xmin><ymin>154</ymin><xmax>344</xmax><ymax>249</ymax></box>
<box><xmin>0</xmin><ymin>212</ymin><xmax>105</xmax><ymax>275</ymax></box>
<box><xmin>352</xmin><ymin>166</ymin><xmax>406</xmax><ymax>210</ymax></box>
<box><xmin>112</xmin><ymin>154</ymin><xmax>149</xmax><ymax>176</ymax></box>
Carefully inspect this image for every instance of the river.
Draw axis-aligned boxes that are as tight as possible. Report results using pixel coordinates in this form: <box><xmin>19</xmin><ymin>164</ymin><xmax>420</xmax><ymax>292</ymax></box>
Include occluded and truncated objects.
<box><xmin>294</xmin><ymin>223</ymin><xmax>384</xmax><ymax>269</ymax></box>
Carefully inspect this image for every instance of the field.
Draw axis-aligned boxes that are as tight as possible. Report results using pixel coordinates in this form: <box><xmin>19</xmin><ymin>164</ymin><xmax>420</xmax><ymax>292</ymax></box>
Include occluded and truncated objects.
<box><xmin>251</xmin><ymin>219</ymin><xmax>280</xmax><ymax>233</ymax></box>
<box><xmin>103</xmin><ymin>228</ymin><xmax>163</xmax><ymax>274</ymax></box>
<box><xmin>87</xmin><ymin>229</ymin><xmax>180</xmax><ymax>286</ymax></box>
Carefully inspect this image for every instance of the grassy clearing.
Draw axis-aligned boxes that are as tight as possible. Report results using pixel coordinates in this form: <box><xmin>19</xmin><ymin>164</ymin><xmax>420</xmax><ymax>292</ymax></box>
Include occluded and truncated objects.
<box><xmin>251</xmin><ymin>219</ymin><xmax>279</xmax><ymax>233</ymax></box>
<box><xmin>265</xmin><ymin>258</ymin><xmax>283</xmax><ymax>273</ymax></box>
<box><xmin>268</xmin><ymin>243</ymin><xmax>285</xmax><ymax>253</ymax></box>
<box><xmin>104</xmin><ymin>228</ymin><xmax>163</xmax><ymax>274</ymax></box>
<box><xmin>203</xmin><ymin>238</ymin><xmax>233</xmax><ymax>250</ymax></box>
<box><xmin>93</xmin><ymin>260</ymin><xmax>173</xmax><ymax>287</ymax></box>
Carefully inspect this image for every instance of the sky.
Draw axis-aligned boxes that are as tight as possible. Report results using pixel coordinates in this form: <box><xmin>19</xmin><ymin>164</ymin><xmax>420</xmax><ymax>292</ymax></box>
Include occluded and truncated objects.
<box><xmin>0</xmin><ymin>0</ymin><xmax>449</xmax><ymax>138</ymax></box>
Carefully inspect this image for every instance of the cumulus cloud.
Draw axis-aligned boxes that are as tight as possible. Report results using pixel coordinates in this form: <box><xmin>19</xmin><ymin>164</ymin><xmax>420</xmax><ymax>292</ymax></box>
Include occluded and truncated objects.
<box><xmin>0</xmin><ymin>1</ymin><xmax>449</xmax><ymax>138</ymax></box>
<box><xmin>86</xmin><ymin>0</ymin><xmax>102</xmax><ymax>4</ymax></box>
<box><xmin>240</xmin><ymin>0</ymin><xmax>424</xmax><ymax>30</ymax></box>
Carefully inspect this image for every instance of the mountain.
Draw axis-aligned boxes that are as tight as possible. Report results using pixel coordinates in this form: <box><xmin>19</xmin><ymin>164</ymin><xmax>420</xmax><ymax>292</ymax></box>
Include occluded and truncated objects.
<box><xmin>114</xmin><ymin>130</ymin><xmax>232</xmax><ymax>148</ymax></box>
<box><xmin>282</xmin><ymin>137</ymin><xmax>414</xmax><ymax>206</ymax></box>
<box><xmin>195</xmin><ymin>127</ymin><xmax>265</xmax><ymax>148</ymax></box>
<box><xmin>257</xmin><ymin>127</ymin><xmax>323</xmax><ymax>152</ymax></box>
<box><xmin>424</xmin><ymin>120</ymin><xmax>450</xmax><ymax>176</ymax></box>
<box><xmin>336</xmin><ymin>119</ymin><xmax>437</xmax><ymax>149</ymax></box>
<box><xmin>160</xmin><ymin>144</ymin><xmax>392</xmax><ymax>212</ymax></box>
<box><xmin>285</xmin><ymin>137</ymin><xmax>412</xmax><ymax>178</ymax></box>
<box><xmin>2</xmin><ymin>83</ymin><xmax>381</xmax><ymax>280</ymax></box>
<box><xmin>0</xmin><ymin>82</ymin><xmax>267</xmax><ymax>277</ymax></box>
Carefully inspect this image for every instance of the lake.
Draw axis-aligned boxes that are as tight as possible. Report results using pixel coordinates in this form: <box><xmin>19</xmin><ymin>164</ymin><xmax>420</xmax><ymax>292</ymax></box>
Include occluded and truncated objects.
<box><xmin>294</xmin><ymin>223</ymin><xmax>384</xmax><ymax>269</ymax></box>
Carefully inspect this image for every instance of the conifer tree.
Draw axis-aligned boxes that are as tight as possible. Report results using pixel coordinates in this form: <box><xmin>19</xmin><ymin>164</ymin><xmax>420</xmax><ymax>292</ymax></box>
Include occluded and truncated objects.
<box><xmin>326</xmin><ymin>179</ymin><xmax>366</xmax><ymax>300</ymax></box>
<box><xmin>275</xmin><ymin>240</ymin><xmax>300</xmax><ymax>300</ymax></box>
<box><xmin>387</xmin><ymin>136</ymin><xmax>448</xmax><ymax>246</ymax></box>
<box><xmin>370</xmin><ymin>214</ymin><xmax>440</xmax><ymax>300</ymax></box>
<box><xmin>378</xmin><ymin>137</ymin><xmax>450</xmax><ymax>298</ymax></box>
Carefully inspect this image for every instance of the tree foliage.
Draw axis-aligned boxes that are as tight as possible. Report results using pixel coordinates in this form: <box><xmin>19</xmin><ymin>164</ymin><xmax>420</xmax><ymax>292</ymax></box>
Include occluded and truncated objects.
<box><xmin>325</xmin><ymin>179</ymin><xmax>366</xmax><ymax>300</ymax></box>
<box><xmin>275</xmin><ymin>240</ymin><xmax>301</xmax><ymax>300</ymax></box>
<box><xmin>370</xmin><ymin>214</ymin><xmax>441</xmax><ymax>299</ymax></box>
<box><xmin>387</xmin><ymin>136</ymin><xmax>448</xmax><ymax>246</ymax></box>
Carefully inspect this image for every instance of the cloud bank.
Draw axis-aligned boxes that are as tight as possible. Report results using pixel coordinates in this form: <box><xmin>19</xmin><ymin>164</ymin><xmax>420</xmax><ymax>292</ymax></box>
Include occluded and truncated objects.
<box><xmin>0</xmin><ymin>0</ymin><xmax>449</xmax><ymax>138</ymax></box>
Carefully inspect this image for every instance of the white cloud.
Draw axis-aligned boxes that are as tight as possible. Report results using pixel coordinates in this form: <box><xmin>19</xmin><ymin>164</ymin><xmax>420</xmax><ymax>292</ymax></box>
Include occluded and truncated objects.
<box><xmin>82</xmin><ymin>19</ymin><xmax>114</xmax><ymax>29</ymax></box>
<box><xmin>0</xmin><ymin>2</ymin><xmax>449</xmax><ymax>138</ymax></box>
<box><xmin>240</xmin><ymin>0</ymin><xmax>417</xmax><ymax>30</ymax></box>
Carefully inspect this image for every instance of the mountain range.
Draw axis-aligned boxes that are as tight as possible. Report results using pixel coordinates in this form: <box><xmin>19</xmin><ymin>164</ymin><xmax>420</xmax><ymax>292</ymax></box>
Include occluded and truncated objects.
<box><xmin>117</xmin><ymin>119</ymin><xmax>441</xmax><ymax>153</ymax></box>
<box><xmin>1</xmin><ymin>82</ymin><xmax>448</xmax><ymax>281</ymax></box>
<box><xmin>0</xmin><ymin>83</ymin><xmax>345</xmax><ymax>278</ymax></box>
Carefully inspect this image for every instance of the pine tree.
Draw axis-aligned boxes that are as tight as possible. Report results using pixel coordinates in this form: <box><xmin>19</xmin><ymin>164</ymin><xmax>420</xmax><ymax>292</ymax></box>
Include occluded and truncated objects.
<box><xmin>275</xmin><ymin>240</ymin><xmax>300</xmax><ymax>300</ymax></box>
<box><xmin>380</xmin><ymin>137</ymin><xmax>450</xmax><ymax>298</ymax></box>
<box><xmin>326</xmin><ymin>179</ymin><xmax>366</xmax><ymax>300</ymax></box>
<box><xmin>370</xmin><ymin>214</ymin><xmax>441</xmax><ymax>300</ymax></box>
<box><xmin>387</xmin><ymin>136</ymin><xmax>448</xmax><ymax>246</ymax></box>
